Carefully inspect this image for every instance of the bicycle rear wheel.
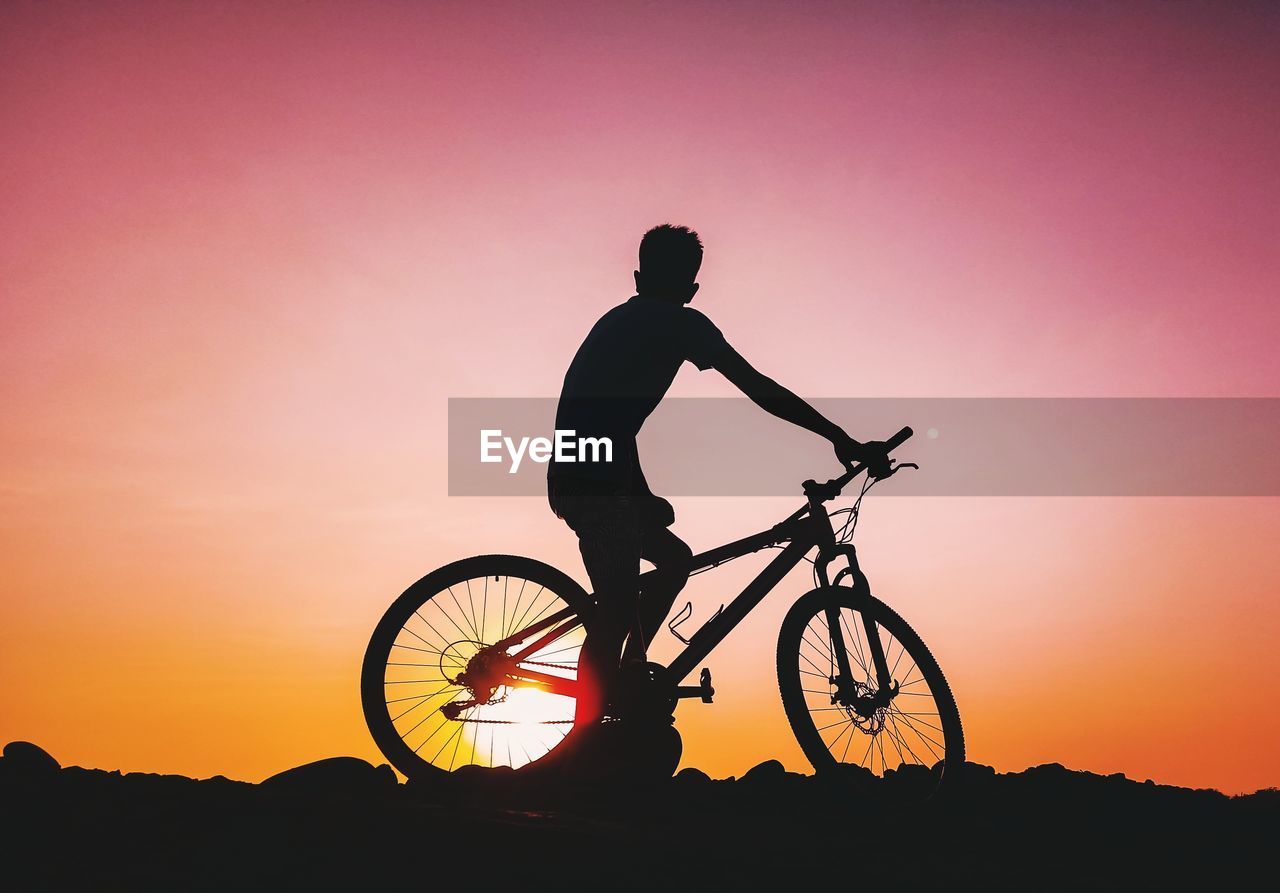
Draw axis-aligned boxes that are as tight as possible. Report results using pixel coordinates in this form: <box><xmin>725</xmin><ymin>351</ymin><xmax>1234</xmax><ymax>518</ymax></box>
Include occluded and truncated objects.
<box><xmin>777</xmin><ymin>586</ymin><xmax>964</xmax><ymax>795</ymax></box>
<box><xmin>361</xmin><ymin>554</ymin><xmax>592</xmax><ymax>780</ymax></box>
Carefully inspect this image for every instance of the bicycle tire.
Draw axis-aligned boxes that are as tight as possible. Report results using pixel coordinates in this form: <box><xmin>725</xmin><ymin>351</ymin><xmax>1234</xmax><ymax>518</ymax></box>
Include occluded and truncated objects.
<box><xmin>777</xmin><ymin>586</ymin><xmax>964</xmax><ymax>795</ymax></box>
<box><xmin>361</xmin><ymin>554</ymin><xmax>592</xmax><ymax>780</ymax></box>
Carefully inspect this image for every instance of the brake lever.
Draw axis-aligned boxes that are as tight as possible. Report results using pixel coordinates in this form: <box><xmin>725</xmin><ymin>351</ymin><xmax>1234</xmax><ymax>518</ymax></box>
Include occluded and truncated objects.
<box><xmin>879</xmin><ymin>461</ymin><xmax>919</xmax><ymax>479</ymax></box>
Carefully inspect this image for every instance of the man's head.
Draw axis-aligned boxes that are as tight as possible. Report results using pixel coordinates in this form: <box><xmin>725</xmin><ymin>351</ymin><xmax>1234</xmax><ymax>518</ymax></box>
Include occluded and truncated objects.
<box><xmin>635</xmin><ymin>224</ymin><xmax>702</xmax><ymax>304</ymax></box>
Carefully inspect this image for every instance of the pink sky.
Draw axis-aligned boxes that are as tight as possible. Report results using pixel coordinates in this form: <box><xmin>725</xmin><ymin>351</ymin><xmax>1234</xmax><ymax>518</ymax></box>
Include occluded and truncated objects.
<box><xmin>2</xmin><ymin>1</ymin><xmax>1278</xmax><ymax>791</ymax></box>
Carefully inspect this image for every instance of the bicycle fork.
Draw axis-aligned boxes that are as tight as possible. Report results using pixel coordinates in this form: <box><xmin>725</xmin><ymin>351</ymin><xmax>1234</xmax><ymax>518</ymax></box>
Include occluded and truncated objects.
<box><xmin>819</xmin><ymin>546</ymin><xmax>898</xmax><ymax>713</ymax></box>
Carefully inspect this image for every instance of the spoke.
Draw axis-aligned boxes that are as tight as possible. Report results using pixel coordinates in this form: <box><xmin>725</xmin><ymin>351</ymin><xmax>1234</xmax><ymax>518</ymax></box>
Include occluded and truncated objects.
<box><xmin>815</xmin><ymin>716</ymin><xmax>854</xmax><ymax>733</ymax></box>
<box><xmin>391</xmin><ymin>684</ymin><xmax>457</xmax><ymax>721</ymax></box>
<box><xmin>527</xmin><ymin>641</ymin><xmax>583</xmax><ymax>659</ymax></box>
<box><xmin>884</xmin><ymin>717</ymin><xmax>908</xmax><ymax>768</ymax></box>
<box><xmin>800</xmin><ymin>636</ymin><xmax>835</xmax><ymax>670</ymax></box>
<box><xmin>448</xmin><ymin>709</ymin><xmax>467</xmax><ymax>770</ymax></box>
<box><xmin>391</xmin><ymin>642</ymin><xmax>445</xmax><ymax>656</ymax></box>
<box><xmin>488</xmin><ymin>717</ymin><xmax>495</xmax><ymax>769</ymax></box>
<box><xmin>428</xmin><ymin>597</ymin><xmax>474</xmax><ymax>644</ymax></box>
<box><xmin>798</xmin><ymin>650</ymin><xmax>829</xmax><ymax>677</ymax></box>
<box><xmin>409</xmin><ymin>608</ymin><xmax>456</xmax><ymax>652</ymax></box>
<box><xmin>386</xmin><ymin>661</ymin><xmax>448</xmax><ymax>668</ymax></box>
<box><xmin>508</xmin><ymin>585</ymin><xmax>548</xmax><ymax>639</ymax></box>
<box><xmin>522</xmin><ymin>591</ymin><xmax>566</xmax><ymax>630</ymax></box>
<box><xmin>884</xmin><ymin>716</ymin><xmax>926</xmax><ymax>766</ymax></box>
<box><xmin>888</xmin><ymin>634</ymin><xmax>908</xmax><ymax>680</ymax></box>
<box><xmin>405</xmin><ymin>705</ymin><xmax>450</xmax><ymax>746</ymax></box>
<box><xmin>503</xmin><ymin>578</ymin><xmax>527</xmax><ymax>640</ymax></box>
<box><xmin>899</xmin><ymin>665</ymin><xmax>923</xmax><ymax>689</ymax></box>
<box><xmin>819</xmin><ymin>615</ymin><xmax>836</xmax><ymax>675</ymax></box>
<box><xmin>828</xmin><ymin>718</ymin><xmax>855</xmax><ymax>754</ymax></box>
<box><xmin>890</xmin><ymin>710</ymin><xmax>946</xmax><ymax>753</ymax></box>
<box><xmin>398</xmin><ymin>622</ymin><xmax>439</xmax><ymax>651</ymax></box>
<box><xmin>464</xmin><ymin>579</ymin><xmax>482</xmax><ymax>641</ymax></box>
<box><xmin>840</xmin><ymin>721</ymin><xmax>858</xmax><ymax>762</ymax></box>
<box><xmin>875</xmin><ymin>729</ymin><xmax>890</xmax><ymax>774</ymax></box>
<box><xmin>387</xmin><ymin>690</ymin><xmax>444</xmax><ymax>705</ymax></box>
<box><xmin>841</xmin><ymin>612</ymin><xmax>871</xmax><ymax>680</ymax></box>
<box><xmin>802</xmin><ymin>629</ymin><xmax>833</xmax><ymax>662</ymax></box>
<box><xmin>889</xmin><ymin>708</ymin><xmax>945</xmax><ymax>735</ymax></box>
<box><xmin>859</xmin><ymin>732</ymin><xmax>875</xmax><ymax>768</ymax></box>
<box><xmin>799</xmin><ymin>670</ymin><xmax>833</xmax><ymax>680</ymax></box>
<box><xmin>428</xmin><ymin>715</ymin><xmax>467</xmax><ymax>764</ymax></box>
<box><xmin>500</xmin><ymin>576</ymin><xmax>511</xmax><ymax>640</ymax></box>
<box><xmin>888</xmin><ymin>712</ymin><xmax>942</xmax><ymax>761</ymax></box>
<box><xmin>448</xmin><ymin>586</ymin><xmax>481</xmax><ymax>641</ymax></box>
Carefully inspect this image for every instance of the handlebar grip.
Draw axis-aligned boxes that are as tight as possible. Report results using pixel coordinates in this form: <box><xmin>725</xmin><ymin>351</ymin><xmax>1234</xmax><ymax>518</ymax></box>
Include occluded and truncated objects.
<box><xmin>885</xmin><ymin>426</ymin><xmax>914</xmax><ymax>452</ymax></box>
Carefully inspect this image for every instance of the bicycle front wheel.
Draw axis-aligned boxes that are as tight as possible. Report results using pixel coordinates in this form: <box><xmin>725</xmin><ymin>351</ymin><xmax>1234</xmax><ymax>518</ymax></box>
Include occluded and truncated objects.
<box><xmin>777</xmin><ymin>586</ymin><xmax>964</xmax><ymax>794</ymax></box>
<box><xmin>361</xmin><ymin>555</ymin><xmax>592</xmax><ymax>780</ymax></box>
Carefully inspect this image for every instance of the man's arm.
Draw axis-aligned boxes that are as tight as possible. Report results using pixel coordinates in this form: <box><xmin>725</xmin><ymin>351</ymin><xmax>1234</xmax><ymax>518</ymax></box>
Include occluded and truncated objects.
<box><xmin>714</xmin><ymin>345</ymin><xmax>889</xmax><ymax>473</ymax></box>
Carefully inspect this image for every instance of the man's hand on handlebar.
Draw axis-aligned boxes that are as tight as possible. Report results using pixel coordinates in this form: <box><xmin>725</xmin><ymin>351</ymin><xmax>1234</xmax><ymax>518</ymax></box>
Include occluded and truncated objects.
<box><xmin>833</xmin><ymin>434</ymin><xmax>893</xmax><ymax>480</ymax></box>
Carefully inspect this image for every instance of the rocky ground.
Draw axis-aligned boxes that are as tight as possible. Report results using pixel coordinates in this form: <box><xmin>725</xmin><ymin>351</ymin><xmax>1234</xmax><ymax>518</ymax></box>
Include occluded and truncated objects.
<box><xmin>2</xmin><ymin>740</ymin><xmax>1276</xmax><ymax>890</ymax></box>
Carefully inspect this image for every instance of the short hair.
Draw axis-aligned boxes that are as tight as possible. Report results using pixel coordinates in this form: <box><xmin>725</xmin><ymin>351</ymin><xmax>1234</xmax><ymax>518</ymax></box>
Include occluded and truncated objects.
<box><xmin>638</xmin><ymin>224</ymin><xmax>703</xmax><ymax>288</ymax></box>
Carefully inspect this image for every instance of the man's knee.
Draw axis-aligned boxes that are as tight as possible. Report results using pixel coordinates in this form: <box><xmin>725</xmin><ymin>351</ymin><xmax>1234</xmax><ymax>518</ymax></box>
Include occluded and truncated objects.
<box><xmin>670</xmin><ymin>538</ymin><xmax>693</xmax><ymax>581</ymax></box>
<box><xmin>646</xmin><ymin>529</ymin><xmax>693</xmax><ymax>588</ymax></box>
<box><xmin>649</xmin><ymin>524</ymin><xmax>690</xmax><ymax>555</ymax></box>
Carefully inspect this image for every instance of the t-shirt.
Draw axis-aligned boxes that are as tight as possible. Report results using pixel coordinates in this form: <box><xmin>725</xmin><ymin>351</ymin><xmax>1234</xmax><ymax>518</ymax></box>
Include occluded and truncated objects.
<box><xmin>549</xmin><ymin>294</ymin><xmax>731</xmax><ymax>486</ymax></box>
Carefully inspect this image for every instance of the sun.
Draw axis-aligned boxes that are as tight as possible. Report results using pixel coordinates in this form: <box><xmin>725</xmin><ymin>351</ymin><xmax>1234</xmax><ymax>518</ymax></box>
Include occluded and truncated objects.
<box><xmin>459</xmin><ymin>686</ymin><xmax>576</xmax><ymax>770</ymax></box>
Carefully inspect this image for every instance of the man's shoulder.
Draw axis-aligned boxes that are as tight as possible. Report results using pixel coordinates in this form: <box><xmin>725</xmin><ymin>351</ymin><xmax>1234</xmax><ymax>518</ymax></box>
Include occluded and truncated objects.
<box><xmin>678</xmin><ymin>304</ymin><xmax>718</xmax><ymax>328</ymax></box>
<box><xmin>625</xmin><ymin>295</ymin><xmax>719</xmax><ymax>328</ymax></box>
<box><xmin>595</xmin><ymin>296</ymin><xmax>724</xmax><ymax>346</ymax></box>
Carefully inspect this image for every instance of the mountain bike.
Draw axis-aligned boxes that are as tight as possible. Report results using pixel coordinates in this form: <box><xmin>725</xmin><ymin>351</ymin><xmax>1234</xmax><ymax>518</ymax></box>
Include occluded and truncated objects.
<box><xmin>361</xmin><ymin>426</ymin><xmax>964</xmax><ymax>793</ymax></box>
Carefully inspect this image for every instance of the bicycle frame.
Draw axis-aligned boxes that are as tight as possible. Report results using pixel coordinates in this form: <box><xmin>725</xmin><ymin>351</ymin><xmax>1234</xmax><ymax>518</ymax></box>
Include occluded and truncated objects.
<box><xmin>493</xmin><ymin>463</ymin><xmax>897</xmax><ymax>701</ymax></box>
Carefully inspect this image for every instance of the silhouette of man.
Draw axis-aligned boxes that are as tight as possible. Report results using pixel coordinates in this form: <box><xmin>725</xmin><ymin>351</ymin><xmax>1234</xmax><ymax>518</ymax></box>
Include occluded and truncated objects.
<box><xmin>548</xmin><ymin>224</ymin><xmax>889</xmax><ymax>727</ymax></box>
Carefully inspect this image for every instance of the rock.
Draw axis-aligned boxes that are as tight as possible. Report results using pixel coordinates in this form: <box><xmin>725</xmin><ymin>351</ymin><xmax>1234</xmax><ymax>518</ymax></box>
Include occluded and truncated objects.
<box><xmin>446</xmin><ymin>763</ymin><xmax>519</xmax><ymax>794</ymax></box>
<box><xmin>955</xmin><ymin>761</ymin><xmax>997</xmax><ymax>791</ymax></box>
<box><xmin>674</xmin><ymin>767</ymin><xmax>712</xmax><ymax>787</ymax></box>
<box><xmin>2</xmin><ymin>741</ymin><xmax>61</xmax><ymax>777</ymax></box>
<box><xmin>564</xmin><ymin>720</ymin><xmax>683</xmax><ymax>785</ymax></box>
<box><xmin>740</xmin><ymin>759</ymin><xmax>787</xmax><ymax>785</ymax></box>
<box><xmin>262</xmin><ymin>757</ymin><xmax>397</xmax><ymax>795</ymax></box>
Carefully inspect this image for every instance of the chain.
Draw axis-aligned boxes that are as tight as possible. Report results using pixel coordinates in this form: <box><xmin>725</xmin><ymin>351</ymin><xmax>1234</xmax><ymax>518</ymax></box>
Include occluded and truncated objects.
<box><xmin>443</xmin><ymin>657</ymin><xmax>578</xmax><ymax>724</ymax></box>
<box><xmin>449</xmin><ymin>717</ymin><xmax>574</xmax><ymax>726</ymax></box>
<box><xmin>519</xmin><ymin>659</ymin><xmax>579</xmax><ymax>672</ymax></box>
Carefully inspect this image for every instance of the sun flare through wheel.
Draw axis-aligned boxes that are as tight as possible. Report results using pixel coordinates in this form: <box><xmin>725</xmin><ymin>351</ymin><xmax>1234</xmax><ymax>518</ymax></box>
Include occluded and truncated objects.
<box><xmin>361</xmin><ymin>555</ymin><xmax>592</xmax><ymax>779</ymax></box>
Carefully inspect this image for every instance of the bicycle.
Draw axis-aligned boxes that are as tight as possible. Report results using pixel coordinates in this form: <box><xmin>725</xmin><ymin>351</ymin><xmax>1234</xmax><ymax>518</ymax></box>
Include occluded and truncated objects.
<box><xmin>361</xmin><ymin>426</ymin><xmax>964</xmax><ymax>793</ymax></box>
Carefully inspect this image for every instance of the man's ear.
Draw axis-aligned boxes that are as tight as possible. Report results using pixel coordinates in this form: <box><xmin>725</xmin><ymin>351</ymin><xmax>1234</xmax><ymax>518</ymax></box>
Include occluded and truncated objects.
<box><xmin>634</xmin><ymin>270</ymin><xmax>642</xmax><ymax>293</ymax></box>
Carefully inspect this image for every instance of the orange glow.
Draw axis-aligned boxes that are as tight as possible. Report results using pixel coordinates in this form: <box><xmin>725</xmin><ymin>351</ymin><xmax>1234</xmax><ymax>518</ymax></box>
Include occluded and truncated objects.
<box><xmin>2</xmin><ymin>2</ymin><xmax>1278</xmax><ymax>793</ymax></box>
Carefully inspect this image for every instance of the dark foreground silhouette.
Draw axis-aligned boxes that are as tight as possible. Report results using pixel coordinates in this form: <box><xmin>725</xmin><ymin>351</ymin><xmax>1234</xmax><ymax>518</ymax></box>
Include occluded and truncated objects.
<box><xmin>2</xmin><ymin>741</ymin><xmax>1275</xmax><ymax>890</ymax></box>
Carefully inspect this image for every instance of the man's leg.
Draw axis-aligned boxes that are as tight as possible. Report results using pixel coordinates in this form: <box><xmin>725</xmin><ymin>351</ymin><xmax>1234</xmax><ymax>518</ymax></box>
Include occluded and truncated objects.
<box><xmin>568</xmin><ymin>496</ymin><xmax>641</xmax><ymax>727</ymax></box>
<box><xmin>622</xmin><ymin>525</ymin><xmax>693</xmax><ymax>664</ymax></box>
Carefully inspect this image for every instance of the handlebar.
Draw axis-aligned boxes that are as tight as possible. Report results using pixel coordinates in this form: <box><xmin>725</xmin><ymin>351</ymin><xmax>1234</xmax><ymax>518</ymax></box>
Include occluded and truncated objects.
<box><xmin>883</xmin><ymin>425</ymin><xmax>914</xmax><ymax>453</ymax></box>
<box><xmin>802</xmin><ymin>426</ymin><xmax>915</xmax><ymax>504</ymax></box>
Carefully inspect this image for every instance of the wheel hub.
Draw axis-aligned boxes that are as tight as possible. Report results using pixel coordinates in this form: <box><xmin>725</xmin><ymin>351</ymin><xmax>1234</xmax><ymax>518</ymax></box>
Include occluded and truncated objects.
<box><xmin>440</xmin><ymin>643</ymin><xmax>513</xmax><ymax>719</ymax></box>
<box><xmin>831</xmin><ymin>676</ymin><xmax>900</xmax><ymax>734</ymax></box>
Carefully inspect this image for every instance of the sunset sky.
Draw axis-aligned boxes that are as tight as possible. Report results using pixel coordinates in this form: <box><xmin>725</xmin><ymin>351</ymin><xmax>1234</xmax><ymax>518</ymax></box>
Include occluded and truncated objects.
<box><xmin>2</xmin><ymin>1</ymin><xmax>1278</xmax><ymax>793</ymax></box>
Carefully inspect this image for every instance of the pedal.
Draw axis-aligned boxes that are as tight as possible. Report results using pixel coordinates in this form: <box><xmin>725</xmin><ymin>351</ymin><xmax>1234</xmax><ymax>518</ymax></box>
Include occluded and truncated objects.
<box><xmin>674</xmin><ymin>667</ymin><xmax>715</xmax><ymax>704</ymax></box>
